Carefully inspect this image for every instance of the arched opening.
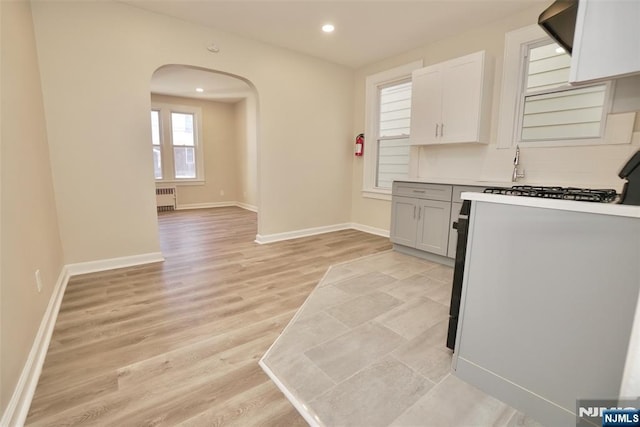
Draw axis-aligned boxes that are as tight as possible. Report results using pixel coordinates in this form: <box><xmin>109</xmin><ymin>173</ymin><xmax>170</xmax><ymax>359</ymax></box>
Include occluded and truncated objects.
<box><xmin>148</xmin><ymin>64</ymin><xmax>259</xmax><ymax>228</ymax></box>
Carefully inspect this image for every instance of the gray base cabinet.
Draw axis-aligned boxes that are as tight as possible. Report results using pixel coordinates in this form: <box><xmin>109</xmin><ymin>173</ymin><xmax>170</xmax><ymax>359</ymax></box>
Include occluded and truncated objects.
<box><xmin>391</xmin><ymin>181</ymin><xmax>484</xmax><ymax>259</ymax></box>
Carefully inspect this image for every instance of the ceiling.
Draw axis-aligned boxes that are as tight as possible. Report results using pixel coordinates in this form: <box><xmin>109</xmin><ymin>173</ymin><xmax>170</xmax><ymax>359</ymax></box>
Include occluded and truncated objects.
<box><xmin>151</xmin><ymin>65</ymin><xmax>252</xmax><ymax>102</ymax></box>
<box><xmin>142</xmin><ymin>1</ymin><xmax>549</xmax><ymax>100</ymax></box>
<box><xmin>125</xmin><ymin>0</ymin><xmax>548</xmax><ymax>68</ymax></box>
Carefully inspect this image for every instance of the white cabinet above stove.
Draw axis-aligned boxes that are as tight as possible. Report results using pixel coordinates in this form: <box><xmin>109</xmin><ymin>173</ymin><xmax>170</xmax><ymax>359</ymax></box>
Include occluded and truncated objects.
<box><xmin>570</xmin><ymin>0</ymin><xmax>640</xmax><ymax>84</ymax></box>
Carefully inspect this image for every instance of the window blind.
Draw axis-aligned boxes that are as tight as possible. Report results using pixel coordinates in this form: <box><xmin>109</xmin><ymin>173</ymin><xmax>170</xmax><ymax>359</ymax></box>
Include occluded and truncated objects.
<box><xmin>521</xmin><ymin>42</ymin><xmax>606</xmax><ymax>141</ymax></box>
<box><xmin>377</xmin><ymin>81</ymin><xmax>411</xmax><ymax>188</ymax></box>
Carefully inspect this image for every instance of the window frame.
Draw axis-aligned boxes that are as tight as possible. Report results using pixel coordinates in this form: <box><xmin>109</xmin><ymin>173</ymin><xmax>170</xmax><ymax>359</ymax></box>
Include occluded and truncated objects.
<box><xmin>363</xmin><ymin>60</ymin><xmax>422</xmax><ymax>200</ymax></box>
<box><xmin>151</xmin><ymin>102</ymin><xmax>205</xmax><ymax>184</ymax></box>
<box><xmin>497</xmin><ymin>25</ymin><xmax>617</xmax><ymax>149</ymax></box>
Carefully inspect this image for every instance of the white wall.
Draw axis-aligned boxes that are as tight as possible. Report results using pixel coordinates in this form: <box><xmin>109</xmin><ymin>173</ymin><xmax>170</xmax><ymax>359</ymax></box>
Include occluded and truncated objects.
<box><xmin>30</xmin><ymin>1</ymin><xmax>355</xmax><ymax>263</ymax></box>
<box><xmin>0</xmin><ymin>0</ymin><xmax>64</xmax><ymax>415</ymax></box>
<box><xmin>351</xmin><ymin>5</ymin><xmax>640</xmax><ymax>232</ymax></box>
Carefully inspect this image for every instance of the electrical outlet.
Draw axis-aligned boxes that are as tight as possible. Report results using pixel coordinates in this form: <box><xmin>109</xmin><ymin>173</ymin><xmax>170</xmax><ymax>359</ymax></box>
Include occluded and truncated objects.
<box><xmin>35</xmin><ymin>269</ymin><xmax>43</xmax><ymax>293</ymax></box>
<box><xmin>220</xmin><ymin>190</ymin><xmax>225</xmax><ymax>196</ymax></box>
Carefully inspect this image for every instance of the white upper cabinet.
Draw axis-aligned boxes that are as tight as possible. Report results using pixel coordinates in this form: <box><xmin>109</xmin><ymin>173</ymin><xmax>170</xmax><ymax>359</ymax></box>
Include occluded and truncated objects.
<box><xmin>409</xmin><ymin>51</ymin><xmax>491</xmax><ymax>145</ymax></box>
<box><xmin>570</xmin><ymin>0</ymin><xmax>640</xmax><ymax>84</ymax></box>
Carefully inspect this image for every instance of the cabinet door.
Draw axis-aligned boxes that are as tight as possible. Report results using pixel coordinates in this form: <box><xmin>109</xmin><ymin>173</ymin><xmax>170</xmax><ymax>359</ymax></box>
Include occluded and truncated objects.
<box><xmin>570</xmin><ymin>0</ymin><xmax>640</xmax><ymax>84</ymax></box>
<box><xmin>416</xmin><ymin>199</ymin><xmax>451</xmax><ymax>256</ymax></box>
<box><xmin>409</xmin><ymin>65</ymin><xmax>442</xmax><ymax>145</ymax></box>
<box><xmin>447</xmin><ymin>202</ymin><xmax>463</xmax><ymax>258</ymax></box>
<box><xmin>390</xmin><ymin>196</ymin><xmax>419</xmax><ymax>247</ymax></box>
<box><xmin>441</xmin><ymin>52</ymin><xmax>484</xmax><ymax>143</ymax></box>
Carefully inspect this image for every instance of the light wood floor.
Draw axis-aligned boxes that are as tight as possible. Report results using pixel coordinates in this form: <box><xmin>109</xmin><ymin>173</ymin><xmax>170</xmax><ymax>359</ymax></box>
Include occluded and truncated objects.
<box><xmin>26</xmin><ymin>207</ymin><xmax>391</xmax><ymax>426</ymax></box>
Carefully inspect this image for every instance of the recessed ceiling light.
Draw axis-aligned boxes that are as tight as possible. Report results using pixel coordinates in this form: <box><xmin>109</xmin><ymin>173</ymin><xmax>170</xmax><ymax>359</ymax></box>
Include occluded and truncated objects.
<box><xmin>196</xmin><ymin>88</ymin><xmax>204</xmax><ymax>93</ymax></box>
<box><xmin>555</xmin><ymin>46</ymin><xmax>565</xmax><ymax>54</ymax></box>
<box><xmin>322</xmin><ymin>24</ymin><xmax>335</xmax><ymax>33</ymax></box>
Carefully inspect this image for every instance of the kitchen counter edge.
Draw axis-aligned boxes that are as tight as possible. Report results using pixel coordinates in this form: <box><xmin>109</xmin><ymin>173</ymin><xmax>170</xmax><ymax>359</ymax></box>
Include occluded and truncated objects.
<box><xmin>462</xmin><ymin>192</ymin><xmax>640</xmax><ymax>218</ymax></box>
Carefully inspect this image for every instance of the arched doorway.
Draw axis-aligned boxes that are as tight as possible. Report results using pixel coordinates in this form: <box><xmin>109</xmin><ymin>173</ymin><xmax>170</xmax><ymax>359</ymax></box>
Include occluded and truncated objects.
<box><xmin>149</xmin><ymin>65</ymin><xmax>259</xmax><ymax>221</ymax></box>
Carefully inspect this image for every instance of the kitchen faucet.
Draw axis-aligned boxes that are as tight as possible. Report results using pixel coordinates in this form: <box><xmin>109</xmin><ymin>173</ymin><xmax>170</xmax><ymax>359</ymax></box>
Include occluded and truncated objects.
<box><xmin>512</xmin><ymin>145</ymin><xmax>525</xmax><ymax>182</ymax></box>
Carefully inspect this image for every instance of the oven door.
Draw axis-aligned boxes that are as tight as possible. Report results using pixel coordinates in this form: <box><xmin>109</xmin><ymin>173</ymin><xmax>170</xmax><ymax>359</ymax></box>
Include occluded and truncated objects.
<box><xmin>446</xmin><ymin>200</ymin><xmax>471</xmax><ymax>350</ymax></box>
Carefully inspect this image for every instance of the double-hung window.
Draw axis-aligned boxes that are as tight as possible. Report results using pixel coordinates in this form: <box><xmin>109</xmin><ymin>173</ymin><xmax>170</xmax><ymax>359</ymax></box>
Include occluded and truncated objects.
<box><xmin>518</xmin><ymin>40</ymin><xmax>610</xmax><ymax>143</ymax></box>
<box><xmin>150</xmin><ymin>103</ymin><xmax>204</xmax><ymax>183</ymax></box>
<box><xmin>364</xmin><ymin>61</ymin><xmax>422</xmax><ymax>198</ymax></box>
<box><xmin>376</xmin><ymin>80</ymin><xmax>412</xmax><ymax>189</ymax></box>
<box><xmin>497</xmin><ymin>25</ymin><xmax>617</xmax><ymax>148</ymax></box>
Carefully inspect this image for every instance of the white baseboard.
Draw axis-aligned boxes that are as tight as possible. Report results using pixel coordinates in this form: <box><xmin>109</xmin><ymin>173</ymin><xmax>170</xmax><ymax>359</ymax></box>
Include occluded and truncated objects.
<box><xmin>350</xmin><ymin>222</ymin><xmax>390</xmax><ymax>238</ymax></box>
<box><xmin>175</xmin><ymin>201</ymin><xmax>258</xmax><ymax>213</ymax></box>
<box><xmin>235</xmin><ymin>202</ymin><xmax>257</xmax><ymax>212</ymax></box>
<box><xmin>1</xmin><ymin>268</ymin><xmax>71</xmax><ymax>427</ymax></box>
<box><xmin>255</xmin><ymin>223</ymin><xmax>352</xmax><ymax>244</ymax></box>
<box><xmin>255</xmin><ymin>222</ymin><xmax>390</xmax><ymax>245</ymax></box>
<box><xmin>176</xmin><ymin>202</ymin><xmax>236</xmax><ymax>210</ymax></box>
<box><xmin>65</xmin><ymin>252</ymin><xmax>164</xmax><ymax>276</ymax></box>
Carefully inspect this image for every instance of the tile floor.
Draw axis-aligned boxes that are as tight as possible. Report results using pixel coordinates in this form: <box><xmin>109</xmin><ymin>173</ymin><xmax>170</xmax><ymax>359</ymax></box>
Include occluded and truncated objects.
<box><xmin>260</xmin><ymin>251</ymin><xmax>545</xmax><ymax>427</ymax></box>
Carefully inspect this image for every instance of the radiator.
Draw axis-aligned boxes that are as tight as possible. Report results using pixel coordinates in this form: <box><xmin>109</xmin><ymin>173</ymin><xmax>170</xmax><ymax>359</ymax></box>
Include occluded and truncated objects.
<box><xmin>156</xmin><ymin>187</ymin><xmax>176</xmax><ymax>212</ymax></box>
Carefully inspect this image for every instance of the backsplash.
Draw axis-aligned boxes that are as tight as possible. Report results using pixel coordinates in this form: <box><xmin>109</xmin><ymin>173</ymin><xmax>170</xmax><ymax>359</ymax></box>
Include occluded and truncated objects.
<box><xmin>415</xmin><ymin>112</ymin><xmax>640</xmax><ymax>191</ymax></box>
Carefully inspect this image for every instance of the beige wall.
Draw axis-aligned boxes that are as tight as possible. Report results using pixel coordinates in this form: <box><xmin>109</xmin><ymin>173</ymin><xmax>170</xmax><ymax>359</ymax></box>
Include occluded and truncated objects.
<box><xmin>0</xmin><ymin>0</ymin><xmax>64</xmax><ymax>414</ymax></box>
<box><xmin>30</xmin><ymin>1</ymin><xmax>354</xmax><ymax>261</ymax></box>
<box><xmin>151</xmin><ymin>94</ymin><xmax>240</xmax><ymax>207</ymax></box>
<box><xmin>351</xmin><ymin>5</ymin><xmax>640</xmax><ymax>232</ymax></box>
<box><xmin>235</xmin><ymin>96</ymin><xmax>258</xmax><ymax>209</ymax></box>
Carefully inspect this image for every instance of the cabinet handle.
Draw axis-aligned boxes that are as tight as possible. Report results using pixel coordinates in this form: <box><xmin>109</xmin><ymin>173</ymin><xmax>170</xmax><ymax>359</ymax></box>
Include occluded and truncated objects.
<box><xmin>418</xmin><ymin>207</ymin><xmax>422</xmax><ymax>220</ymax></box>
<box><xmin>413</xmin><ymin>190</ymin><xmax>426</xmax><ymax>193</ymax></box>
<box><xmin>441</xmin><ymin>123</ymin><xmax>444</xmax><ymax>137</ymax></box>
<box><xmin>413</xmin><ymin>205</ymin><xmax>416</xmax><ymax>219</ymax></box>
<box><xmin>435</xmin><ymin>123</ymin><xmax>438</xmax><ymax>138</ymax></box>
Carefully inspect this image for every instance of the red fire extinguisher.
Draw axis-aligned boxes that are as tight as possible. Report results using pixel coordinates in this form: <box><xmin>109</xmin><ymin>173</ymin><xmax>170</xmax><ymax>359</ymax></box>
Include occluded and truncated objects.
<box><xmin>355</xmin><ymin>133</ymin><xmax>364</xmax><ymax>156</ymax></box>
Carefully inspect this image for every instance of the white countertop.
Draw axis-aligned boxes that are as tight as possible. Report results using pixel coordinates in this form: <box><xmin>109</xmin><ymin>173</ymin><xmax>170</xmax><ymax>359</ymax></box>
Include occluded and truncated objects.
<box><xmin>398</xmin><ymin>178</ymin><xmax>512</xmax><ymax>187</ymax></box>
<box><xmin>463</xmin><ymin>192</ymin><xmax>640</xmax><ymax>218</ymax></box>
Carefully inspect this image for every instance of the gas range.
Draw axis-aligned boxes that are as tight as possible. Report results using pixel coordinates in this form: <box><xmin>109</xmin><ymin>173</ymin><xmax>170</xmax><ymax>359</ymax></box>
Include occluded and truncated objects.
<box><xmin>482</xmin><ymin>185</ymin><xmax>618</xmax><ymax>203</ymax></box>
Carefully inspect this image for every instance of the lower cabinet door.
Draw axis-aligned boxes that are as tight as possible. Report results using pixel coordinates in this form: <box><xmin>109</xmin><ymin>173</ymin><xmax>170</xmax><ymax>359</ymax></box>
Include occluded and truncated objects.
<box><xmin>390</xmin><ymin>196</ymin><xmax>418</xmax><ymax>247</ymax></box>
<box><xmin>416</xmin><ymin>199</ymin><xmax>451</xmax><ymax>256</ymax></box>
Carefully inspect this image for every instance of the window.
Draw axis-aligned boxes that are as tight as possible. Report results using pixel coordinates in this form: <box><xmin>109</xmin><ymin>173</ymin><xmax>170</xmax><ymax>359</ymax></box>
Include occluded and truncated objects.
<box><xmin>364</xmin><ymin>61</ymin><xmax>422</xmax><ymax>199</ymax></box>
<box><xmin>151</xmin><ymin>110</ymin><xmax>162</xmax><ymax>179</ymax></box>
<box><xmin>518</xmin><ymin>41</ymin><xmax>609</xmax><ymax>143</ymax></box>
<box><xmin>376</xmin><ymin>81</ymin><xmax>412</xmax><ymax>189</ymax></box>
<box><xmin>151</xmin><ymin>103</ymin><xmax>204</xmax><ymax>182</ymax></box>
<box><xmin>497</xmin><ymin>25</ymin><xmax>617</xmax><ymax>149</ymax></box>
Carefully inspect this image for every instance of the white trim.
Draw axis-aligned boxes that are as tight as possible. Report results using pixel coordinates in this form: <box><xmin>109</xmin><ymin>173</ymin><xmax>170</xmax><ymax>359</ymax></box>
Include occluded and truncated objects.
<box><xmin>497</xmin><ymin>24</ymin><xmax>620</xmax><ymax>149</ymax></box>
<box><xmin>350</xmin><ymin>223</ymin><xmax>390</xmax><ymax>238</ymax></box>
<box><xmin>155</xmin><ymin>180</ymin><xmax>205</xmax><ymax>186</ymax></box>
<box><xmin>255</xmin><ymin>222</ymin><xmax>391</xmax><ymax>244</ymax></box>
<box><xmin>176</xmin><ymin>202</ymin><xmax>236</xmax><ymax>210</ymax></box>
<box><xmin>255</xmin><ymin>223</ymin><xmax>352</xmax><ymax>244</ymax></box>
<box><xmin>235</xmin><ymin>202</ymin><xmax>257</xmax><ymax>212</ymax></box>
<box><xmin>65</xmin><ymin>252</ymin><xmax>165</xmax><ymax>276</ymax></box>
<box><xmin>258</xmin><ymin>360</ymin><xmax>320</xmax><ymax>427</ymax></box>
<box><xmin>1</xmin><ymin>268</ymin><xmax>71</xmax><ymax>427</ymax></box>
<box><xmin>175</xmin><ymin>201</ymin><xmax>258</xmax><ymax>212</ymax></box>
<box><xmin>497</xmin><ymin>25</ymin><xmax>547</xmax><ymax>149</ymax></box>
<box><xmin>361</xmin><ymin>189</ymin><xmax>392</xmax><ymax>201</ymax></box>
<box><xmin>364</xmin><ymin>60</ymin><xmax>423</xmax><ymax>193</ymax></box>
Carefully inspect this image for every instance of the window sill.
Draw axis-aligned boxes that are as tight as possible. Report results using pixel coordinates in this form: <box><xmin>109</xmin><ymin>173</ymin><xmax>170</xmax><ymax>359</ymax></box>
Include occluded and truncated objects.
<box><xmin>156</xmin><ymin>180</ymin><xmax>205</xmax><ymax>186</ymax></box>
<box><xmin>362</xmin><ymin>189</ymin><xmax>392</xmax><ymax>201</ymax></box>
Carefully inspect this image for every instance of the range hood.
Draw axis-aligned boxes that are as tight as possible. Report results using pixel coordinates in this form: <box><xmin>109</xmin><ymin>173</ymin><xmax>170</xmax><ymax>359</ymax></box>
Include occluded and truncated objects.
<box><xmin>538</xmin><ymin>0</ymin><xmax>579</xmax><ymax>54</ymax></box>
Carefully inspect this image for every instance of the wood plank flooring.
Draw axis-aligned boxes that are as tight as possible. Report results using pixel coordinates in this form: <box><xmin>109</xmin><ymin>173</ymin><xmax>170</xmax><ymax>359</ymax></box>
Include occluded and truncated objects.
<box><xmin>26</xmin><ymin>207</ymin><xmax>391</xmax><ymax>426</ymax></box>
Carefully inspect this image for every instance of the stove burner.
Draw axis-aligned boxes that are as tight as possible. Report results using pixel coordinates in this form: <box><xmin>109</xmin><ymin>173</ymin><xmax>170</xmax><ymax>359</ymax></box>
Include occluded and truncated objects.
<box><xmin>483</xmin><ymin>186</ymin><xmax>618</xmax><ymax>203</ymax></box>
